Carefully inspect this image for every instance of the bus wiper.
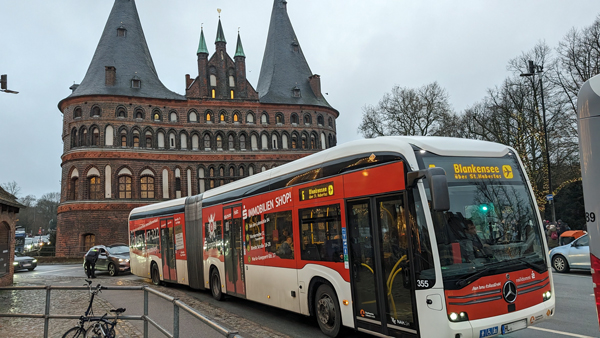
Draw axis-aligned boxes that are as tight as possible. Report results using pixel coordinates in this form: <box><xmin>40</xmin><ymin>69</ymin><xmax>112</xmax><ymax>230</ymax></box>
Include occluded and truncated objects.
<box><xmin>455</xmin><ymin>267</ymin><xmax>491</xmax><ymax>288</ymax></box>
<box><xmin>513</xmin><ymin>258</ymin><xmax>545</xmax><ymax>272</ymax></box>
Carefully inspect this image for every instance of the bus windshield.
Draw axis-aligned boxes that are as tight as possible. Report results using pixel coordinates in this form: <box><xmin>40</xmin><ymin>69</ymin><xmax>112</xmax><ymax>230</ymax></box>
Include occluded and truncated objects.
<box><xmin>417</xmin><ymin>153</ymin><xmax>547</xmax><ymax>290</ymax></box>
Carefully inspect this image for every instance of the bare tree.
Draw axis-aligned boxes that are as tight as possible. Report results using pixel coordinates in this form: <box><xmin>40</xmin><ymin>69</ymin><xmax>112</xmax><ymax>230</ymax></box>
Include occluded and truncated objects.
<box><xmin>1</xmin><ymin>180</ymin><xmax>21</xmax><ymax>197</ymax></box>
<box><xmin>358</xmin><ymin>82</ymin><xmax>454</xmax><ymax>137</ymax></box>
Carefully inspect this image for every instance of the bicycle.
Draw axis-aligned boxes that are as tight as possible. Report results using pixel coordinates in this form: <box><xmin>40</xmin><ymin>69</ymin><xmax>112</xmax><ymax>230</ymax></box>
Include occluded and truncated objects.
<box><xmin>62</xmin><ymin>279</ymin><xmax>103</xmax><ymax>338</ymax></box>
<box><xmin>84</xmin><ymin>307</ymin><xmax>126</xmax><ymax>338</ymax></box>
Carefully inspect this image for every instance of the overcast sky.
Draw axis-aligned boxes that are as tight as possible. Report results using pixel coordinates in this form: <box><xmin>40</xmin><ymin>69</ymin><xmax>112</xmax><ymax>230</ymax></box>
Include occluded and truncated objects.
<box><xmin>1</xmin><ymin>0</ymin><xmax>599</xmax><ymax>199</ymax></box>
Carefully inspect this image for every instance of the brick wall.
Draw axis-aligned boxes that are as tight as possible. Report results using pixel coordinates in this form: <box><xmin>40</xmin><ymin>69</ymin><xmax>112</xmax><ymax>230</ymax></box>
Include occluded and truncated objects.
<box><xmin>0</xmin><ymin>209</ymin><xmax>17</xmax><ymax>286</ymax></box>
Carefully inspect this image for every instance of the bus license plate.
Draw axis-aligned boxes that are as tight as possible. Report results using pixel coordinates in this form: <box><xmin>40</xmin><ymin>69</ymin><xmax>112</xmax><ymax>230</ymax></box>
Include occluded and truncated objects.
<box><xmin>501</xmin><ymin>319</ymin><xmax>527</xmax><ymax>334</ymax></box>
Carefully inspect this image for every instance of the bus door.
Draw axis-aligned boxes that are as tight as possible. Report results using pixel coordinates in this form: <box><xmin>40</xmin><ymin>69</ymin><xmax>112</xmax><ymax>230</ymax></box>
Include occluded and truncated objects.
<box><xmin>347</xmin><ymin>194</ymin><xmax>418</xmax><ymax>337</ymax></box>
<box><xmin>160</xmin><ymin>218</ymin><xmax>177</xmax><ymax>282</ymax></box>
<box><xmin>223</xmin><ymin>205</ymin><xmax>245</xmax><ymax>297</ymax></box>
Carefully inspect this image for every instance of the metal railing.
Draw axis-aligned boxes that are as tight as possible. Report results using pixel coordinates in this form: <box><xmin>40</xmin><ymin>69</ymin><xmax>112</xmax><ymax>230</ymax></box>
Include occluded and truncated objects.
<box><xmin>0</xmin><ymin>285</ymin><xmax>242</xmax><ymax>338</ymax></box>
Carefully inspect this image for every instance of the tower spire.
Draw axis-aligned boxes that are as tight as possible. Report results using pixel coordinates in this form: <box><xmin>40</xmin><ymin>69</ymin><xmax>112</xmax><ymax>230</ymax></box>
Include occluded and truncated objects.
<box><xmin>197</xmin><ymin>26</ymin><xmax>208</xmax><ymax>54</ymax></box>
<box><xmin>235</xmin><ymin>30</ymin><xmax>245</xmax><ymax>58</ymax></box>
<box><xmin>257</xmin><ymin>0</ymin><xmax>330</xmax><ymax>108</ymax></box>
<box><xmin>215</xmin><ymin>9</ymin><xmax>227</xmax><ymax>44</ymax></box>
<box><xmin>65</xmin><ymin>0</ymin><xmax>184</xmax><ymax>101</ymax></box>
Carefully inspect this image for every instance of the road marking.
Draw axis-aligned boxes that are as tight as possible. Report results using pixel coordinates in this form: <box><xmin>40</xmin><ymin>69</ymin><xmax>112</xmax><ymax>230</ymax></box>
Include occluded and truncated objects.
<box><xmin>33</xmin><ymin>266</ymin><xmax>81</xmax><ymax>274</ymax></box>
<box><xmin>529</xmin><ymin>326</ymin><xmax>596</xmax><ymax>338</ymax></box>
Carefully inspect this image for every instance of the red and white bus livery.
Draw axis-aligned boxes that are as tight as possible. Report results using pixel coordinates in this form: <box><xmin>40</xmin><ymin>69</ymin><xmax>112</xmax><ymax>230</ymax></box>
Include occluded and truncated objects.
<box><xmin>129</xmin><ymin>136</ymin><xmax>555</xmax><ymax>337</ymax></box>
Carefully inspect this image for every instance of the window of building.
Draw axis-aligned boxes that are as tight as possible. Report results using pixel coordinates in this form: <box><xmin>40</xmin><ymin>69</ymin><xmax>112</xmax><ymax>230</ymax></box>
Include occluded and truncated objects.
<box><xmin>310</xmin><ymin>134</ymin><xmax>316</xmax><ymax>149</ymax></box>
<box><xmin>228</xmin><ymin>135</ymin><xmax>234</xmax><ymax>150</ymax></box>
<box><xmin>169</xmin><ymin>133</ymin><xmax>176</xmax><ymax>149</ymax></box>
<box><xmin>132</xmin><ymin>78</ymin><xmax>141</xmax><ymax>88</ymax></box>
<box><xmin>276</xmin><ymin>114</ymin><xmax>283</xmax><ymax>124</ymax></box>
<box><xmin>118</xmin><ymin>176</ymin><xmax>132</xmax><ymax>199</ymax></box>
<box><xmin>251</xmin><ymin>135</ymin><xmax>258</xmax><ymax>150</ymax></box>
<box><xmin>239</xmin><ymin>167</ymin><xmax>245</xmax><ymax>177</ymax></box>
<box><xmin>74</xmin><ymin>107</ymin><xmax>82</xmax><ymax>119</ymax></box>
<box><xmin>293</xmin><ymin>86</ymin><xmax>301</xmax><ymax>98</ymax></box>
<box><xmin>145</xmin><ymin>131</ymin><xmax>152</xmax><ymax>148</ymax></box>
<box><xmin>304</xmin><ymin>114</ymin><xmax>311</xmax><ymax>125</ymax></box>
<box><xmin>153</xmin><ymin>111</ymin><xmax>161</xmax><ymax>121</ymax></box>
<box><xmin>135</xmin><ymin>109</ymin><xmax>144</xmax><ymax>119</ymax></box>
<box><xmin>328</xmin><ymin>117</ymin><xmax>333</xmax><ymax>128</ymax></box>
<box><xmin>302</xmin><ymin>135</ymin><xmax>307</xmax><ymax>149</ymax></box>
<box><xmin>233</xmin><ymin>113</ymin><xmax>239</xmax><ymax>122</ymax></box>
<box><xmin>198</xmin><ymin>168</ymin><xmax>205</xmax><ymax>193</ymax></box>
<box><xmin>70</xmin><ymin>177</ymin><xmax>78</xmax><ymax>200</ymax></box>
<box><xmin>83</xmin><ymin>234</ymin><xmax>96</xmax><ymax>251</ymax></box>
<box><xmin>210</xmin><ymin>74</ymin><xmax>217</xmax><ymax>87</ymax></box>
<box><xmin>282</xmin><ymin>134</ymin><xmax>289</xmax><ymax>149</ymax></box>
<box><xmin>175</xmin><ymin>177</ymin><xmax>182</xmax><ymax>193</ymax></box>
<box><xmin>292</xmin><ymin>135</ymin><xmax>298</xmax><ymax>149</ymax></box>
<box><xmin>249</xmin><ymin>166</ymin><xmax>254</xmax><ymax>176</ymax></box>
<box><xmin>170</xmin><ymin>111</ymin><xmax>178</xmax><ymax>122</ymax></box>
<box><xmin>141</xmin><ymin>176</ymin><xmax>155</xmax><ymax>199</ymax></box>
<box><xmin>220</xmin><ymin>112</ymin><xmax>226</xmax><ymax>122</ymax></box>
<box><xmin>264</xmin><ymin>211</ymin><xmax>294</xmax><ymax>259</ymax></box>
<box><xmin>272</xmin><ymin>135</ymin><xmax>278</xmax><ymax>149</ymax></box>
<box><xmin>261</xmin><ymin>113</ymin><xmax>268</xmax><ymax>124</ymax></box>
<box><xmin>240</xmin><ymin>135</ymin><xmax>246</xmax><ymax>150</ymax></box>
<box><xmin>117</xmin><ymin>108</ymin><xmax>127</xmax><ymax>118</ymax></box>
<box><xmin>180</xmin><ymin>133</ymin><xmax>188</xmax><ymax>149</ymax></box>
<box><xmin>206</xmin><ymin>112</ymin><xmax>212</xmax><ymax>123</ymax></box>
<box><xmin>230</xmin><ymin>90</ymin><xmax>235</xmax><ymax>99</ymax></box>
<box><xmin>71</xmin><ymin>129</ymin><xmax>78</xmax><ymax>148</ymax></box>
<box><xmin>219</xmin><ymin>167</ymin><xmax>224</xmax><ymax>186</ymax></box>
<box><xmin>212</xmin><ymin>89</ymin><xmax>216</xmax><ymax>98</ymax></box>
<box><xmin>117</xmin><ymin>26</ymin><xmax>126</xmax><ymax>37</ymax></box>
<box><xmin>204</xmin><ymin>134</ymin><xmax>211</xmax><ymax>150</ymax></box>
<box><xmin>89</xmin><ymin>176</ymin><xmax>102</xmax><ymax>200</ymax></box>
<box><xmin>299</xmin><ymin>204</ymin><xmax>343</xmax><ymax>262</ymax></box>
<box><xmin>216</xmin><ymin>135</ymin><xmax>223</xmax><ymax>150</ymax></box>
<box><xmin>229</xmin><ymin>75</ymin><xmax>235</xmax><ymax>87</ymax></box>
<box><xmin>91</xmin><ymin>128</ymin><xmax>100</xmax><ymax>146</ymax></box>
<box><xmin>91</xmin><ymin>106</ymin><xmax>101</xmax><ymax>117</ymax></box>
<box><xmin>247</xmin><ymin>113</ymin><xmax>254</xmax><ymax>124</ymax></box>
<box><xmin>81</xmin><ymin>129</ymin><xmax>88</xmax><ymax>146</ymax></box>
<box><xmin>192</xmin><ymin>134</ymin><xmax>199</xmax><ymax>150</ymax></box>
<box><xmin>119</xmin><ymin>133</ymin><xmax>127</xmax><ymax>147</ymax></box>
<box><xmin>189</xmin><ymin>111</ymin><xmax>198</xmax><ymax>122</ymax></box>
<box><xmin>209</xmin><ymin>168</ymin><xmax>215</xmax><ymax>189</ymax></box>
<box><xmin>317</xmin><ymin>115</ymin><xmax>324</xmax><ymax>126</ymax></box>
<box><xmin>261</xmin><ymin>134</ymin><xmax>268</xmax><ymax>150</ymax></box>
<box><xmin>291</xmin><ymin>114</ymin><xmax>299</xmax><ymax>124</ymax></box>
<box><xmin>133</xmin><ymin>132</ymin><xmax>140</xmax><ymax>148</ymax></box>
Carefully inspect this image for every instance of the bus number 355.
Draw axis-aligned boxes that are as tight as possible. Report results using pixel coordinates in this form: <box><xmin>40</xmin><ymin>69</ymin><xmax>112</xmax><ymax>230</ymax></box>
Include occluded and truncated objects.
<box><xmin>417</xmin><ymin>280</ymin><xmax>429</xmax><ymax>288</ymax></box>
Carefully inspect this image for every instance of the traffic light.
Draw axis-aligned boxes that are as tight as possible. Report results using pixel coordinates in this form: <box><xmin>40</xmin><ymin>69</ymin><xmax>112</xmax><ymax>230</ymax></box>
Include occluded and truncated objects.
<box><xmin>479</xmin><ymin>204</ymin><xmax>489</xmax><ymax>213</ymax></box>
<box><xmin>1</xmin><ymin>74</ymin><xmax>6</xmax><ymax>90</ymax></box>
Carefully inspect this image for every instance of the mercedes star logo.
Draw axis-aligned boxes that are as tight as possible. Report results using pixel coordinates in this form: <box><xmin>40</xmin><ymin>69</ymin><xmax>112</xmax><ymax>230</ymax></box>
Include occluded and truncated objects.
<box><xmin>503</xmin><ymin>281</ymin><xmax>517</xmax><ymax>303</ymax></box>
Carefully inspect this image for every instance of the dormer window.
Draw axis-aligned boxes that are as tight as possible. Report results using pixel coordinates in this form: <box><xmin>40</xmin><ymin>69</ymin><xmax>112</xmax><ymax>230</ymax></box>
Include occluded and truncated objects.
<box><xmin>292</xmin><ymin>86</ymin><xmax>301</xmax><ymax>98</ymax></box>
<box><xmin>131</xmin><ymin>75</ymin><xmax>141</xmax><ymax>89</ymax></box>
<box><xmin>292</xmin><ymin>41</ymin><xmax>299</xmax><ymax>53</ymax></box>
<box><xmin>117</xmin><ymin>25</ymin><xmax>127</xmax><ymax>37</ymax></box>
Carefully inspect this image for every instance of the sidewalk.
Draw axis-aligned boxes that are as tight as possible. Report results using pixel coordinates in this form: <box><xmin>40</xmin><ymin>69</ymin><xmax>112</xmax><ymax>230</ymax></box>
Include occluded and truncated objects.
<box><xmin>0</xmin><ymin>271</ymin><xmax>289</xmax><ymax>338</ymax></box>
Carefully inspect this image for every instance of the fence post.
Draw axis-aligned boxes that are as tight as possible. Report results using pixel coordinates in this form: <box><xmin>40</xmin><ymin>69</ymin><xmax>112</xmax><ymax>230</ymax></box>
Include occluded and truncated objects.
<box><xmin>44</xmin><ymin>286</ymin><xmax>51</xmax><ymax>338</ymax></box>
<box><xmin>173</xmin><ymin>298</ymin><xmax>180</xmax><ymax>338</ymax></box>
<box><xmin>144</xmin><ymin>287</ymin><xmax>149</xmax><ymax>338</ymax></box>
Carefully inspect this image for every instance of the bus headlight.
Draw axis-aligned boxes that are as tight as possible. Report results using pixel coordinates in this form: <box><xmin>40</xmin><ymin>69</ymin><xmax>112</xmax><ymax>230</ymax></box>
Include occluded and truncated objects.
<box><xmin>543</xmin><ymin>290</ymin><xmax>552</xmax><ymax>301</ymax></box>
<box><xmin>448</xmin><ymin>312</ymin><xmax>469</xmax><ymax>322</ymax></box>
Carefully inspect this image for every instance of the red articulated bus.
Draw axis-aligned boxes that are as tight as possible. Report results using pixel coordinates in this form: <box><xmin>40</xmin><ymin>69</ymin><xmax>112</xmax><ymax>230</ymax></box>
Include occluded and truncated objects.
<box><xmin>129</xmin><ymin>136</ymin><xmax>555</xmax><ymax>337</ymax></box>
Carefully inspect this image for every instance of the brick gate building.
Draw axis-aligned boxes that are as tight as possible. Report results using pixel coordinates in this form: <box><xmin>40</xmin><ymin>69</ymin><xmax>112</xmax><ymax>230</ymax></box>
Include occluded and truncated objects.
<box><xmin>56</xmin><ymin>0</ymin><xmax>338</xmax><ymax>257</ymax></box>
<box><xmin>0</xmin><ymin>187</ymin><xmax>24</xmax><ymax>286</ymax></box>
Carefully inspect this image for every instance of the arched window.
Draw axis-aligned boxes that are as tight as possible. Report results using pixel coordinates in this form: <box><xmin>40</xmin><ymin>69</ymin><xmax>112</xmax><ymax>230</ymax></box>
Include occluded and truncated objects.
<box><xmin>272</xmin><ymin>134</ymin><xmax>278</xmax><ymax>149</ymax></box>
<box><xmin>317</xmin><ymin>115</ymin><xmax>324</xmax><ymax>126</ymax></box>
<box><xmin>291</xmin><ymin>114</ymin><xmax>299</xmax><ymax>124</ymax></box>
<box><xmin>321</xmin><ymin>132</ymin><xmax>327</xmax><ymax>150</ymax></box>
<box><xmin>170</xmin><ymin>111</ymin><xmax>178</xmax><ymax>122</ymax></box>
<box><xmin>251</xmin><ymin>135</ymin><xmax>258</xmax><ymax>150</ymax></box>
<box><xmin>304</xmin><ymin>114</ymin><xmax>311</xmax><ymax>125</ymax></box>
<box><xmin>180</xmin><ymin>133</ymin><xmax>188</xmax><ymax>149</ymax></box>
<box><xmin>70</xmin><ymin>177</ymin><xmax>78</xmax><ymax>200</ymax></box>
<box><xmin>189</xmin><ymin>111</ymin><xmax>198</xmax><ymax>122</ymax></box>
<box><xmin>249</xmin><ymin>166</ymin><xmax>255</xmax><ymax>176</ymax></box>
<box><xmin>276</xmin><ymin>114</ymin><xmax>283</xmax><ymax>124</ymax></box>
<box><xmin>302</xmin><ymin>134</ymin><xmax>308</xmax><ymax>149</ymax></box>
<box><xmin>292</xmin><ymin>135</ymin><xmax>298</xmax><ymax>149</ymax></box>
<box><xmin>169</xmin><ymin>133</ymin><xmax>176</xmax><ymax>149</ymax></box>
<box><xmin>133</xmin><ymin>131</ymin><xmax>140</xmax><ymax>148</ymax></box>
<box><xmin>216</xmin><ymin>135</ymin><xmax>223</xmax><ymax>149</ymax></box>
<box><xmin>80</xmin><ymin>128</ymin><xmax>88</xmax><ymax>146</ymax></box>
<box><xmin>135</xmin><ymin>109</ymin><xmax>144</xmax><ymax>119</ymax></box>
<box><xmin>198</xmin><ymin>168</ymin><xmax>206</xmax><ymax>193</ymax></box>
<box><xmin>192</xmin><ymin>134</ymin><xmax>199</xmax><ymax>150</ymax></box>
<box><xmin>220</xmin><ymin>112</ymin><xmax>226</xmax><ymax>122</ymax></box>
<box><xmin>145</xmin><ymin>131</ymin><xmax>153</xmax><ymax>148</ymax></box>
<box><xmin>140</xmin><ymin>176</ymin><xmax>155</xmax><ymax>199</ymax></box>
<box><xmin>229</xmin><ymin>167</ymin><xmax>235</xmax><ymax>183</ymax></box>
<box><xmin>74</xmin><ymin>107</ymin><xmax>82</xmax><ymax>119</ymax></box>
<box><xmin>310</xmin><ymin>134</ymin><xmax>316</xmax><ymax>149</ymax></box>
<box><xmin>153</xmin><ymin>111</ymin><xmax>161</xmax><ymax>121</ymax></box>
<box><xmin>71</xmin><ymin>129</ymin><xmax>78</xmax><ymax>148</ymax></box>
<box><xmin>91</xmin><ymin>106</ymin><xmax>101</xmax><ymax>117</ymax></box>
<box><xmin>261</xmin><ymin>166</ymin><xmax>267</xmax><ymax>172</ymax></box>
<box><xmin>157</xmin><ymin>132</ymin><xmax>165</xmax><ymax>148</ymax></box>
<box><xmin>219</xmin><ymin>167</ymin><xmax>225</xmax><ymax>186</ymax></box>
<box><xmin>117</xmin><ymin>107</ymin><xmax>127</xmax><ymax>118</ymax></box>
<box><xmin>240</xmin><ymin>135</ymin><xmax>246</xmax><ymax>150</ymax></box>
<box><xmin>282</xmin><ymin>134</ymin><xmax>289</xmax><ymax>149</ymax></box>
<box><xmin>89</xmin><ymin>176</ymin><xmax>102</xmax><ymax>200</ymax></box>
<box><xmin>228</xmin><ymin>135</ymin><xmax>234</xmax><ymax>150</ymax></box>
<box><xmin>120</xmin><ymin>132</ymin><xmax>127</xmax><ymax>147</ymax></box>
<box><xmin>91</xmin><ymin>127</ymin><xmax>100</xmax><ymax>146</ymax></box>
<box><xmin>261</xmin><ymin>134</ymin><xmax>268</xmax><ymax>150</ymax></box>
<box><xmin>118</xmin><ymin>176</ymin><xmax>132</xmax><ymax>199</ymax></box>
<box><xmin>229</xmin><ymin>75</ymin><xmax>235</xmax><ymax>87</ymax></box>
<box><xmin>233</xmin><ymin>113</ymin><xmax>240</xmax><ymax>122</ymax></box>
<box><xmin>239</xmin><ymin>167</ymin><xmax>245</xmax><ymax>177</ymax></box>
<box><xmin>328</xmin><ymin>117</ymin><xmax>333</xmax><ymax>128</ymax></box>
<box><xmin>206</xmin><ymin>112</ymin><xmax>212</xmax><ymax>123</ymax></box>
<box><xmin>105</xmin><ymin>126</ymin><xmax>114</xmax><ymax>146</ymax></box>
<box><xmin>210</xmin><ymin>74</ymin><xmax>217</xmax><ymax>87</ymax></box>
<box><xmin>209</xmin><ymin>167</ymin><xmax>215</xmax><ymax>189</ymax></box>
<box><xmin>261</xmin><ymin>113</ymin><xmax>268</xmax><ymax>124</ymax></box>
<box><xmin>247</xmin><ymin>113</ymin><xmax>254</xmax><ymax>124</ymax></box>
<box><xmin>204</xmin><ymin>134</ymin><xmax>211</xmax><ymax>150</ymax></box>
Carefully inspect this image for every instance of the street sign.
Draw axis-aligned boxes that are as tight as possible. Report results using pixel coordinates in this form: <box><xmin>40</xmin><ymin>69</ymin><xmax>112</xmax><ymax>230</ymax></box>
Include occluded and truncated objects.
<box><xmin>546</xmin><ymin>194</ymin><xmax>554</xmax><ymax>201</ymax></box>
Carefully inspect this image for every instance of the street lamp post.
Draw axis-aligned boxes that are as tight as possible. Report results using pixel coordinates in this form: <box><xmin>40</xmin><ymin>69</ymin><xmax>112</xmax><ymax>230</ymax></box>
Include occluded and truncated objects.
<box><xmin>520</xmin><ymin>60</ymin><xmax>556</xmax><ymax>223</ymax></box>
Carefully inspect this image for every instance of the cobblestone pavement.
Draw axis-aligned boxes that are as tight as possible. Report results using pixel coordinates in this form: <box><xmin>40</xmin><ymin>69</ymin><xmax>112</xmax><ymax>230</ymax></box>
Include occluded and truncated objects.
<box><xmin>0</xmin><ymin>274</ymin><xmax>289</xmax><ymax>338</ymax></box>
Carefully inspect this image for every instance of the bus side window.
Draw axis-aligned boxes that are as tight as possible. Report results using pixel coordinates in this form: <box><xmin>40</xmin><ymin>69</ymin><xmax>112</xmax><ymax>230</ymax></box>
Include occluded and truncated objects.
<box><xmin>299</xmin><ymin>204</ymin><xmax>342</xmax><ymax>262</ymax></box>
<box><xmin>265</xmin><ymin>211</ymin><xmax>294</xmax><ymax>259</ymax></box>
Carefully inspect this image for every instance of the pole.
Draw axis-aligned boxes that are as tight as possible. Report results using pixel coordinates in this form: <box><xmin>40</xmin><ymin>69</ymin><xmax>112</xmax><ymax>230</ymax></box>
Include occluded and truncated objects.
<box><xmin>538</xmin><ymin>73</ymin><xmax>556</xmax><ymax>223</ymax></box>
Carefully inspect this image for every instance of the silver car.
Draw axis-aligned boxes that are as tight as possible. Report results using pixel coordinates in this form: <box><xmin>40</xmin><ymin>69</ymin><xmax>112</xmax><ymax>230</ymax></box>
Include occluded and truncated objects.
<box><xmin>549</xmin><ymin>234</ymin><xmax>590</xmax><ymax>273</ymax></box>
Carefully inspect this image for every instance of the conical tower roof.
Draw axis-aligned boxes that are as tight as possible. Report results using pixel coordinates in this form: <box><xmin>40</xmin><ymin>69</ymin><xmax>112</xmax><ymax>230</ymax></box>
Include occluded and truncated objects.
<box><xmin>257</xmin><ymin>0</ymin><xmax>331</xmax><ymax>108</ymax></box>
<box><xmin>235</xmin><ymin>32</ymin><xmax>245</xmax><ymax>57</ymax></box>
<box><xmin>67</xmin><ymin>0</ymin><xmax>184</xmax><ymax>101</ymax></box>
<box><xmin>215</xmin><ymin>19</ymin><xmax>227</xmax><ymax>44</ymax></box>
<box><xmin>197</xmin><ymin>27</ymin><xmax>209</xmax><ymax>54</ymax></box>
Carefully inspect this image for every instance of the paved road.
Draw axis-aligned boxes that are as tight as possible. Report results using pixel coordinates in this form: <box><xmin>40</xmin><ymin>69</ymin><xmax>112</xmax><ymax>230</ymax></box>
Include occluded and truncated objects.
<box><xmin>11</xmin><ymin>265</ymin><xmax>600</xmax><ymax>338</ymax></box>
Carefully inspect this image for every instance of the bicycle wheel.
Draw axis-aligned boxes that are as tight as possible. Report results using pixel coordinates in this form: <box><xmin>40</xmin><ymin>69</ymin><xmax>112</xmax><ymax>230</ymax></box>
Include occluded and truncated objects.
<box><xmin>85</xmin><ymin>322</ymin><xmax>115</xmax><ymax>338</ymax></box>
<box><xmin>62</xmin><ymin>326</ymin><xmax>86</xmax><ymax>338</ymax></box>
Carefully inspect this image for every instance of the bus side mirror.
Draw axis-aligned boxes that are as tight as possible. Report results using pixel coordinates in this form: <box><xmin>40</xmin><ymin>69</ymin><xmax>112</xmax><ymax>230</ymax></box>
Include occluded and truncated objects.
<box><xmin>407</xmin><ymin>167</ymin><xmax>450</xmax><ymax>212</ymax></box>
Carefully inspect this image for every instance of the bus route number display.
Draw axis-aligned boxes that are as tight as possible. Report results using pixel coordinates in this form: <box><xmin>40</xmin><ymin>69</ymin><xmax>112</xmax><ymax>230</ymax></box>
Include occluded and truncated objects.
<box><xmin>299</xmin><ymin>182</ymin><xmax>334</xmax><ymax>201</ymax></box>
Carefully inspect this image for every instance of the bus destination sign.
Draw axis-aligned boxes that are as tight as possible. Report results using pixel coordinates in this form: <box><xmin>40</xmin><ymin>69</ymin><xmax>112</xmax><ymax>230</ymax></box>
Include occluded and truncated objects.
<box><xmin>299</xmin><ymin>182</ymin><xmax>334</xmax><ymax>201</ymax></box>
<box><xmin>422</xmin><ymin>156</ymin><xmax>521</xmax><ymax>183</ymax></box>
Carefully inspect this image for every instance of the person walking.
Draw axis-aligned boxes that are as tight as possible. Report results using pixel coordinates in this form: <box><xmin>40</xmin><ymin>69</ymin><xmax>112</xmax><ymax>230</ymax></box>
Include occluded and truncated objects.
<box><xmin>85</xmin><ymin>247</ymin><xmax>100</xmax><ymax>278</ymax></box>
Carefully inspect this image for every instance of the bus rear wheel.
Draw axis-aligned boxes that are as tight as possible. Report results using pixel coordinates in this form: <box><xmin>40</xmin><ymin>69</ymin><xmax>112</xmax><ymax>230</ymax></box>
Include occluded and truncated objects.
<box><xmin>315</xmin><ymin>284</ymin><xmax>341</xmax><ymax>337</ymax></box>
<box><xmin>151</xmin><ymin>263</ymin><xmax>161</xmax><ymax>285</ymax></box>
<box><xmin>211</xmin><ymin>269</ymin><xmax>224</xmax><ymax>301</ymax></box>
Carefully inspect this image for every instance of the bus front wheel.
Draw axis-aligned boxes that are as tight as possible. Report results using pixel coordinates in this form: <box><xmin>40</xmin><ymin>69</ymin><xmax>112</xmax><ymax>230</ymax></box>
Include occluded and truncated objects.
<box><xmin>211</xmin><ymin>269</ymin><xmax>224</xmax><ymax>301</ymax></box>
<box><xmin>315</xmin><ymin>284</ymin><xmax>341</xmax><ymax>337</ymax></box>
